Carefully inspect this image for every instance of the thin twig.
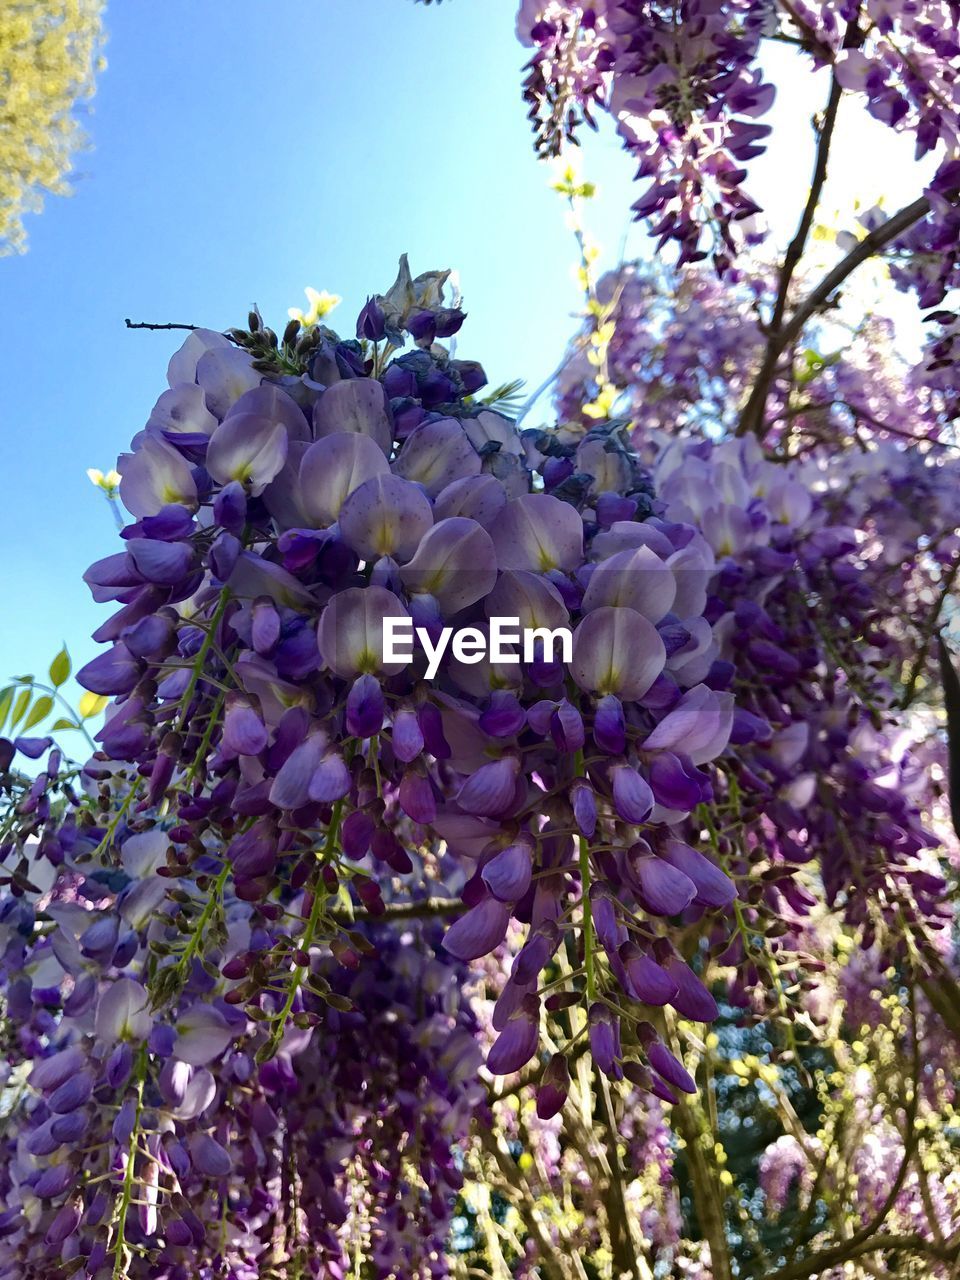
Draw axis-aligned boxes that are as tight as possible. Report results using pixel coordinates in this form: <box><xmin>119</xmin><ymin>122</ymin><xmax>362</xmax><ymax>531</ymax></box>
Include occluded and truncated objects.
<box><xmin>737</xmin><ymin>195</ymin><xmax>930</xmax><ymax>437</ymax></box>
<box><xmin>330</xmin><ymin>896</ymin><xmax>466</xmax><ymax>924</ymax></box>
<box><xmin>900</xmin><ymin>552</ymin><xmax>960</xmax><ymax>709</ymax></box>
<box><xmin>124</xmin><ymin>319</ymin><xmax>201</xmax><ymax>332</ymax></box>
<box><xmin>768</xmin><ymin>57</ymin><xmax>847</xmax><ymax>337</ymax></box>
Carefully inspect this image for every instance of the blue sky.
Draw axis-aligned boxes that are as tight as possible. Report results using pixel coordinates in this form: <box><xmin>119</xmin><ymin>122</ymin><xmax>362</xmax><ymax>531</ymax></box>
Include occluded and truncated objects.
<box><xmin>0</xmin><ymin>0</ymin><xmax>927</xmax><ymax>723</ymax></box>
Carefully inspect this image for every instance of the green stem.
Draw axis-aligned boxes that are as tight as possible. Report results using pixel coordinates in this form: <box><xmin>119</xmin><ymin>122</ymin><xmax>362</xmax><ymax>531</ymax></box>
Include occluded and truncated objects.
<box><xmin>91</xmin><ymin>778</ymin><xmax>144</xmax><ymax>863</ymax></box>
<box><xmin>168</xmin><ymin>860</ymin><xmax>231</xmax><ymax>995</ymax></box>
<box><xmin>111</xmin><ymin>1044</ymin><xmax>148</xmax><ymax>1280</ymax></box>
<box><xmin>176</xmin><ymin>588</ymin><xmax>231</xmax><ymax>733</ymax></box>
<box><xmin>574</xmin><ymin>749</ymin><xmax>595</xmax><ymax>1004</ymax></box>
<box><xmin>181</xmin><ymin>689</ymin><xmax>226</xmax><ymax>789</ymax></box>
<box><xmin>266</xmin><ymin>798</ymin><xmax>344</xmax><ymax>1057</ymax></box>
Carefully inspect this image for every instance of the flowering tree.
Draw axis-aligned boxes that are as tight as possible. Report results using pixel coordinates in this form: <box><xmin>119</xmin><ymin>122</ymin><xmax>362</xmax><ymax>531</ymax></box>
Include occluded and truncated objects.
<box><xmin>0</xmin><ymin>0</ymin><xmax>105</xmax><ymax>254</ymax></box>
<box><xmin>0</xmin><ymin>2</ymin><xmax>959</xmax><ymax>1277</ymax></box>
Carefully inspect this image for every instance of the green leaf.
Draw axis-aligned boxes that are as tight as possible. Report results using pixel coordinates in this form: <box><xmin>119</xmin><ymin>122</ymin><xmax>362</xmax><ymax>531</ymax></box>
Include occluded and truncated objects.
<box><xmin>51</xmin><ymin>717</ymin><xmax>79</xmax><ymax>731</ymax></box>
<box><xmin>22</xmin><ymin>695</ymin><xmax>54</xmax><ymax>732</ymax></box>
<box><xmin>78</xmin><ymin>691</ymin><xmax>108</xmax><ymax>719</ymax></box>
<box><xmin>938</xmin><ymin>635</ymin><xmax>960</xmax><ymax>840</ymax></box>
<box><xmin>49</xmin><ymin>648</ymin><xmax>71</xmax><ymax>688</ymax></box>
<box><xmin>9</xmin><ymin>688</ymin><xmax>31</xmax><ymax>729</ymax></box>
<box><xmin>0</xmin><ymin>687</ymin><xmax>13</xmax><ymax>732</ymax></box>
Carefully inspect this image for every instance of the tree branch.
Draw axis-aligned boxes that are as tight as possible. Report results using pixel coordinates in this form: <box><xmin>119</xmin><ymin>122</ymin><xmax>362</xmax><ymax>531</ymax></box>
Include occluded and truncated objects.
<box><xmin>900</xmin><ymin>551</ymin><xmax>960</xmax><ymax>709</ymax></box>
<box><xmin>768</xmin><ymin>984</ymin><xmax>926</xmax><ymax>1280</ymax></box>
<box><xmin>737</xmin><ymin>195</ymin><xmax>930</xmax><ymax>437</ymax></box>
<box><xmin>598</xmin><ymin>1075</ymin><xmax>648</xmax><ymax>1280</ymax></box>
<box><xmin>477</xmin><ymin>1126</ymin><xmax>575</xmax><ymax>1280</ymax></box>
<box><xmin>766</xmin><ymin>1232</ymin><xmax>960</xmax><ymax>1280</ymax></box>
<box><xmin>768</xmin><ymin>58</ymin><xmax>847</xmax><ymax>337</ymax></box>
<box><xmin>124</xmin><ymin>319</ymin><xmax>201</xmax><ymax>332</ymax></box>
<box><xmin>674</xmin><ymin>1100</ymin><xmax>733</xmax><ymax>1280</ymax></box>
<box><xmin>331</xmin><ymin>896</ymin><xmax>466</xmax><ymax>925</ymax></box>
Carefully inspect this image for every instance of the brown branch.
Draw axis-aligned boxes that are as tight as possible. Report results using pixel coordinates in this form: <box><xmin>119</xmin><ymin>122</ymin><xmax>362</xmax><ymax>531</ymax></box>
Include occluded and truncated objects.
<box><xmin>900</xmin><ymin>552</ymin><xmax>960</xmax><ymax>709</ymax></box>
<box><xmin>330</xmin><ymin>897</ymin><xmax>466</xmax><ymax>925</ymax></box>
<box><xmin>124</xmin><ymin>319</ymin><xmax>201</xmax><ymax>332</ymax></box>
<box><xmin>767</xmin><ymin>1233</ymin><xmax>960</xmax><ymax>1280</ymax></box>
<box><xmin>768</xmin><ymin>56</ymin><xmax>848</xmax><ymax>337</ymax></box>
<box><xmin>598</xmin><ymin>1075</ymin><xmax>644</xmax><ymax>1280</ymax></box>
<box><xmin>477</xmin><ymin>1126</ymin><xmax>574</xmax><ymax>1280</ymax></box>
<box><xmin>674</xmin><ymin>1101</ymin><xmax>733</xmax><ymax>1280</ymax></box>
<box><xmin>768</xmin><ymin>984</ymin><xmax>926</xmax><ymax>1280</ymax></box>
<box><xmin>737</xmin><ymin>195</ymin><xmax>931</xmax><ymax>437</ymax></box>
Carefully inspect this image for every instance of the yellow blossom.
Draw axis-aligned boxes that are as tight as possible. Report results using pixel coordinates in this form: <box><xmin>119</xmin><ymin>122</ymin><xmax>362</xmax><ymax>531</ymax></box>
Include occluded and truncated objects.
<box><xmin>287</xmin><ymin>287</ymin><xmax>342</xmax><ymax>329</ymax></box>
<box><xmin>0</xmin><ymin>1</ymin><xmax>105</xmax><ymax>254</ymax></box>
<box><xmin>86</xmin><ymin>467</ymin><xmax>121</xmax><ymax>494</ymax></box>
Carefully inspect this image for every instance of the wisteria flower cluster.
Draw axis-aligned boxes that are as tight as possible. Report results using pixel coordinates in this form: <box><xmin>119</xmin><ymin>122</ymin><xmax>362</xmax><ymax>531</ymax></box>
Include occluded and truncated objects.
<box><xmin>519</xmin><ymin>0</ymin><xmax>960</xmax><ymax>274</ymax></box>
<box><xmin>0</xmin><ymin>260</ymin><xmax>757</xmax><ymax>1274</ymax></box>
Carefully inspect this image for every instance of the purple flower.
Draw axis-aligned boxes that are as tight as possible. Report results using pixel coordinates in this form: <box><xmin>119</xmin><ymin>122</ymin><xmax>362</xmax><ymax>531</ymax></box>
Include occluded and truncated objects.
<box><xmin>206</xmin><ymin>413</ymin><xmax>288</xmax><ymax>495</ymax></box>
<box><xmin>391</xmin><ymin>707</ymin><xmax>424</xmax><ymax>762</ymax></box>
<box><xmin>658</xmin><ymin>839</ymin><xmax>736</xmax><ymax>907</ymax></box>
<box><xmin>76</xmin><ymin>643</ymin><xmax>140</xmax><ymax>696</ymax></box>
<box><xmin>662</xmin><ymin>954</ymin><xmax>719</xmax><ymax>1022</ymax></box>
<box><xmin>393</xmin><ymin>418</ymin><xmax>482</xmax><ymax>496</ymax></box>
<box><xmin>346</xmin><ymin>674</ymin><xmax>386</xmax><ymax>738</ymax></box>
<box><xmin>621</xmin><ymin>944</ymin><xmax>679</xmax><ymax>1005</ymax></box>
<box><xmin>481</xmin><ymin>837</ymin><xmax>534</xmax><ymax>901</ymax></box>
<box><xmin>478</xmin><ymin>689</ymin><xmax>526</xmax><ymax>738</ymax></box>
<box><xmin>536</xmin><ymin>1052</ymin><xmax>570</xmax><ymax>1119</ymax></box>
<box><xmin>48</xmin><ymin>1070</ymin><xmax>94</xmax><ymax>1114</ymax></box>
<box><xmin>118</xmin><ymin>436</ymin><xmax>198</xmax><ymax>517</ymax></box>
<box><xmin>491</xmin><ymin>494</ymin><xmax>584</xmax><ymax>573</ymax></box>
<box><xmin>588</xmin><ymin>1003</ymin><xmax>622</xmax><ymax>1079</ymax></box>
<box><xmin>571</xmin><ymin>779</ymin><xmax>597</xmax><ymax>837</ymax></box>
<box><xmin>44</xmin><ymin>1197</ymin><xmax>82</xmax><ymax>1247</ymax></box>
<box><xmin>318</xmin><ymin>587</ymin><xmax>412</xmax><ymax>678</ymax></box>
<box><xmin>398</xmin><ymin>769</ymin><xmax>437</xmax><ymax>824</ymax></box>
<box><xmin>572</xmin><ymin>607</ymin><xmax>666</xmax><ymax>699</ymax></box>
<box><xmin>94</xmin><ymin>978</ymin><xmax>153</xmax><ymax>1045</ymax></box>
<box><xmin>222</xmin><ymin>697</ymin><xmax>268</xmax><ymax>757</ymax></box>
<box><xmin>313</xmin><ymin>378</ymin><xmax>393</xmax><ymax>455</ymax></box>
<box><xmin>457</xmin><ymin>757</ymin><xmax>521</xmax><ymax>817</ymax></box>
<box><xmin>641</xmin><ymin>1026</ymin><xmax>696</xmax><ymax>1095</ymax></box>
<box><xmin>642</xmin><ymin>684</ymin><xmax>734</xmax><ymax>764</ymax></box>
<box><xmin>307</xmin><ymin>751</ymin><xmax>351</xmax><ymax>804</ymax></box>
<box><xmin>189</xmin><ymin>1132</ymin><xmax>233</xmax><ymax>1178</ymax></box>
<box><xmin>487</xmin><ymin>995</ymin><xmax>540</xmax><ymax>1075</ymax></box>
<box><xmin>550</xmin><ymin>699</ymin><xmax>585</xmax><ymax>753</ymax></box>
<box><xmin>338</xmin><ymin>474</ymin><xmax>433</xmax><ymax>562</ymax></box>
<box><xmin>647</xmin><ymin>751</ymin><xmax>705</xmax><ymax>812</ymax></box>
<box><xmin>611</xmin><ymin>764</ymin><xmax>654</xmax><ymax>824</ymax></box>
<box><xmin>632</xmin><ymin>853</ymin><xmax>697</xmax><ymax>916</ymax></box>
<box><xmin>442</xmin><ymin>896</ymin><xmax>511</xmax><ymax>961</ymax></box>
<box><xmin>593</xmin><ymin>693</ymin><xmax>626</xmax><ymax>754</ymax></box>
<box><xmin>174</xmin><ymin>1005</ymin><xmax>236</xmax><ymax>1066</ymax></box>
<box><xmin>401</xmin><ymin>517</ymin><xmax>498</xmax><ymax>614</ymax></box>
<box><xmin>29</xmin><ymin>1046</ymin><xmax>87</xmax><ymax>1093</ymax></box>
<box><xmin>299</xmin><ymin>431</ymin><xmax>390</xmax><ymax>527</ymax></box>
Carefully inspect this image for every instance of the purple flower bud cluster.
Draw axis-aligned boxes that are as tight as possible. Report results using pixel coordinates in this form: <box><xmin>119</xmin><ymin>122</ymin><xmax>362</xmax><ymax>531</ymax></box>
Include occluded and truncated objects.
<box><xmin>0</xmin><ymin>785</ymin><xmax>481</xmax><ymax>1276</ymax></box>
<box><xmin>0</xmin><ymin>262</ymin><xmax>764</xmax><ymax>1271</ymax></box>
<box><xmin>657</xmin><ymin>436</ymin><xmax>950</xmax><ymax>939</ymax></box>
<box><xmin>555</xmin><ymin>255</ymin><xmax>958</xmax><ymax>1005</ymax></box>
<box><xmin>517</xmin><ymin>0</ymin><xmax>960</xmax><ymax>271</ymax></box>
<box><xmin>48</xmin><ymin>264</ymin><xmax>751</xmax><ymax>1107</ymax></box>
<box><xmin>520</xmin><ymin>0</ymin><xmax>774</xmax><ymax>268</ymax></box>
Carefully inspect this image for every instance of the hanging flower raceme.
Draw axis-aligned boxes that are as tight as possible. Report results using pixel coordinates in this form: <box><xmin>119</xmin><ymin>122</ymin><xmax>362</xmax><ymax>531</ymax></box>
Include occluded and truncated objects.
<box><xmin>0</xmin><ymin>258</ymin><xmax>756</xmax><ymax>1274</ymax></box>
<box><xmin>553</xmin><ymin>251</ymin><xmax>959</xmax><ymax>1016</ymax></box>
<box><xmin>516</xmin><ymin>0</ymin><xmax>960</xmax><ymax>271</ymax></box>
